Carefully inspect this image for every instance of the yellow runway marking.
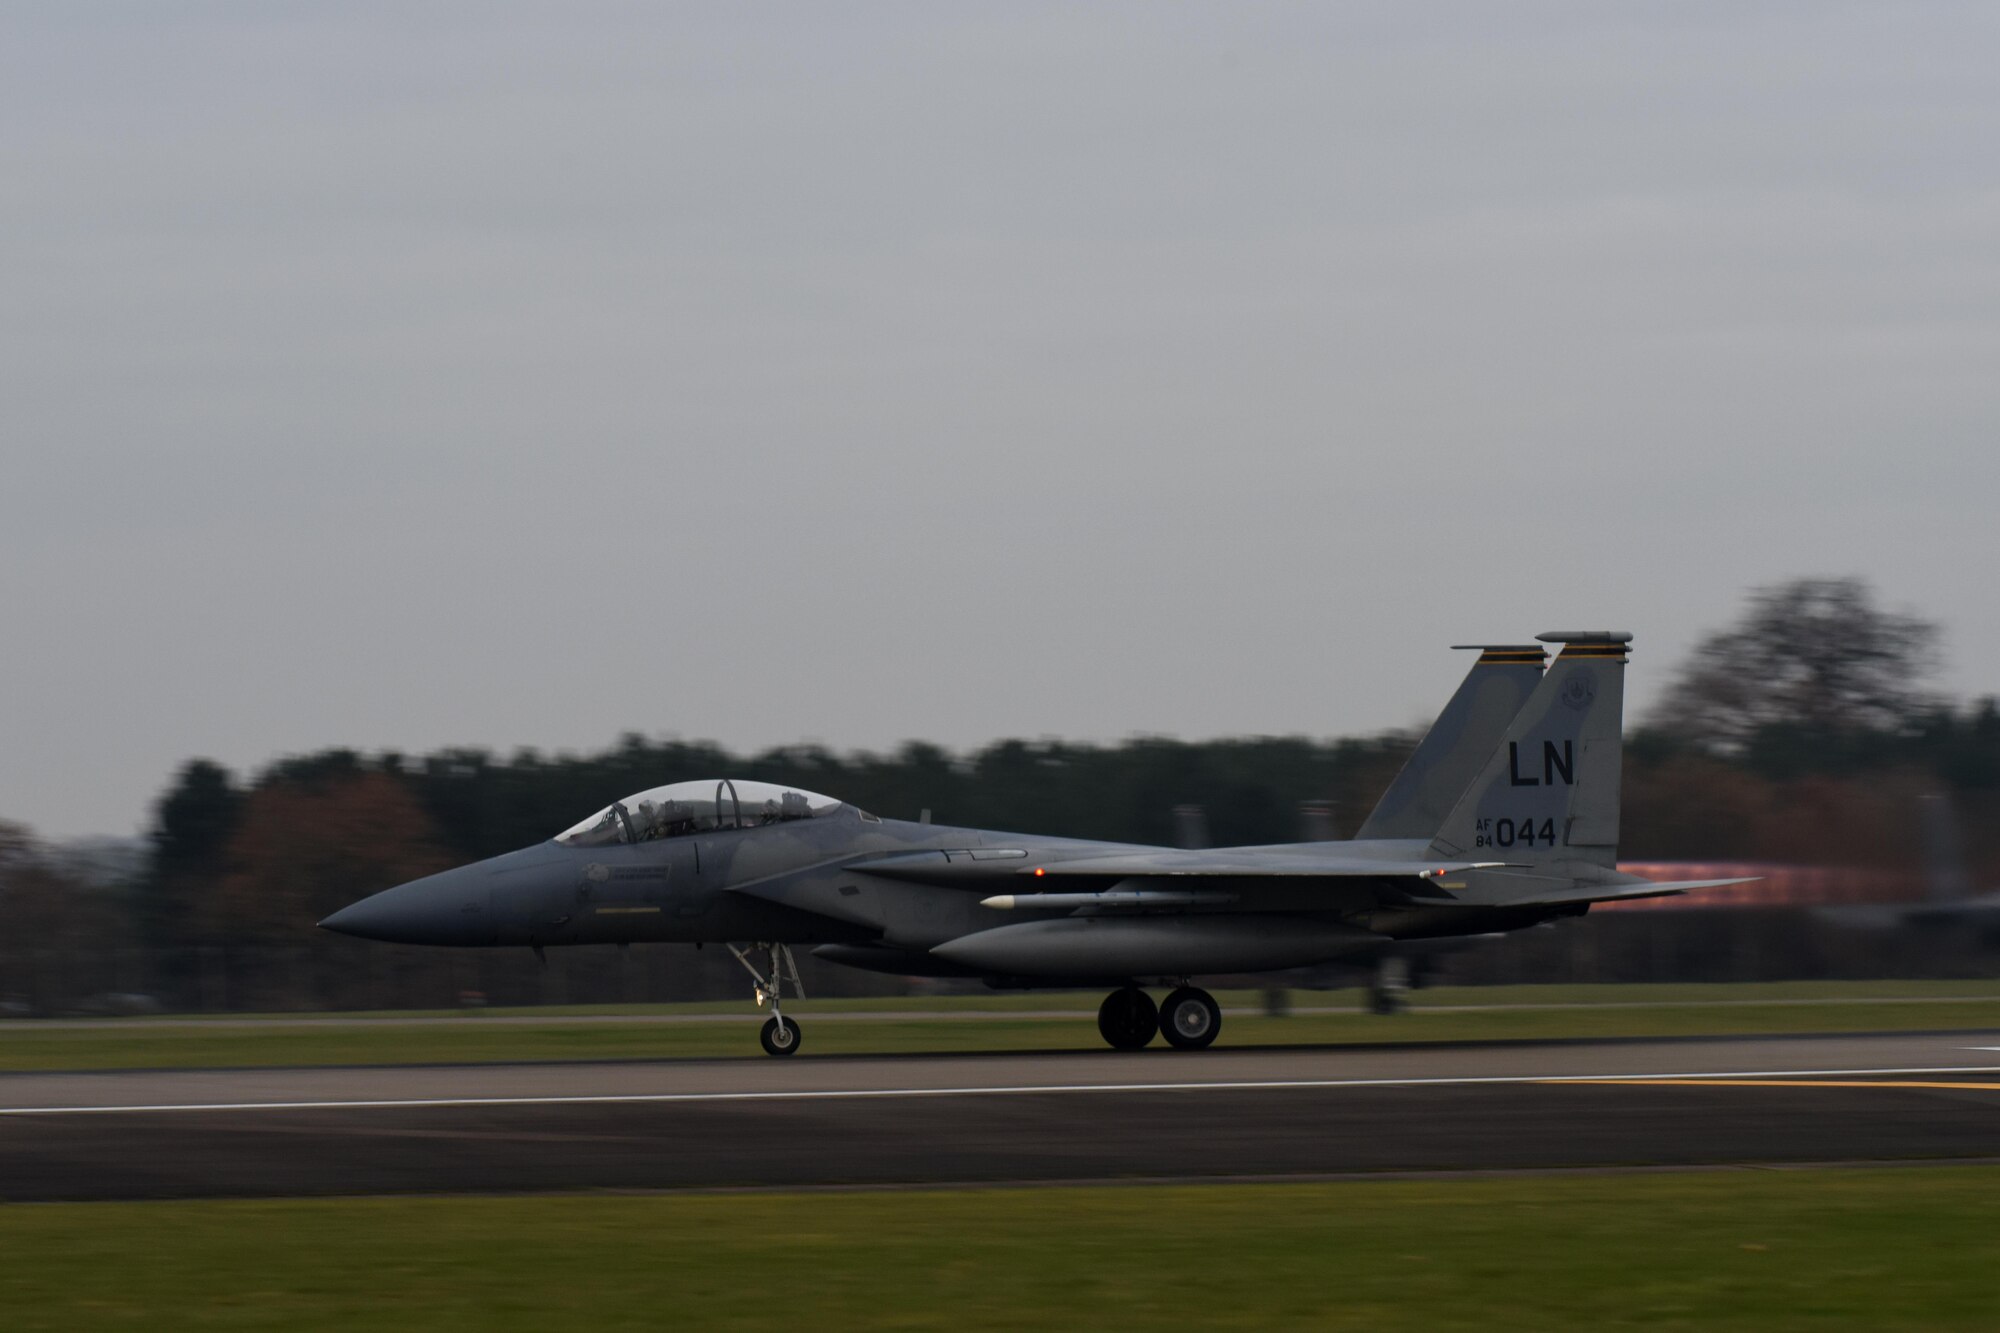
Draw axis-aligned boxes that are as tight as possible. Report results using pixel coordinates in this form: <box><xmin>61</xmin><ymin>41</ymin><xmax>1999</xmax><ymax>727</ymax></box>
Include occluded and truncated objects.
<box><xmin>1555</xmin><ymin>1078</ymin><xmax>2000</xmax><ymax>1091</ymax></box>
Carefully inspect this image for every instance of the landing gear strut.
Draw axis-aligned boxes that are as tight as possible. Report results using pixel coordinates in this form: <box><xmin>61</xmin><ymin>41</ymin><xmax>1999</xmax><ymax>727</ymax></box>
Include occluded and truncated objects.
<box><xmin>1097</xmin><ymin>986</ymin><xmax>1158</xmax><ymax>1051</ymax></box>
<box><xmin>1159</xmin><ymin>986</ymin><xmax>1221</xmax><ymax>1050</ymax></box>
<box><xmin>1367</xmin><ymin>956</ymin><xmax>1410</xmax><ymax>1015</ymax></box>
<box><xmin>729</xmin><ymin>942</ymin><xmax>805</xmax><ymax>1057</ymax></box>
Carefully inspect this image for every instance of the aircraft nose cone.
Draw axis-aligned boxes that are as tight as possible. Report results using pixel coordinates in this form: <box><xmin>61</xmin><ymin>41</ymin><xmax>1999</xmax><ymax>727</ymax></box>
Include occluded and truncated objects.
<box><xmin>319</xmin><ymin>863</ymin><xmax>495</xmax><ymax>945</ymax></box>
<box><xmin>319</xmin><ymin>843</ymin><xmax>575</xmax><ymax>946</ymax></box>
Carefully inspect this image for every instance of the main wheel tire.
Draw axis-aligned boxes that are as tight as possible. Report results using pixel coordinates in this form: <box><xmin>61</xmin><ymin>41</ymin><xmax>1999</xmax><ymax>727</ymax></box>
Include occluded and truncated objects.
<box><xmin>760</xmin><ymin>1015</ymin><xmax>802</xmax><ymax>1057</ymax></box>
<box><xmin>1096</xmin><ymin>987</ymin><xmax>1158</xmax><ymax>1051</ymax></box>
<box><xmin>1160</xmin><ymin>986</ymin><xmax>1221</xmax><ymax>1050</ymax></box>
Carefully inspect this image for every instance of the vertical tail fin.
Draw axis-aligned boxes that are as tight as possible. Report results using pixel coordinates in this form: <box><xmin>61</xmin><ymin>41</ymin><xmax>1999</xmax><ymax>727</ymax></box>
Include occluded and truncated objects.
<box><xmin>1355</xmin><ymin>645</ymin><xmax>1547</xmax><ymax>841</ymax></box>
<box><xmin>1427</xmin><ymin>632</ymin><xmax>1630</xmax><ymax>869</ymax></box>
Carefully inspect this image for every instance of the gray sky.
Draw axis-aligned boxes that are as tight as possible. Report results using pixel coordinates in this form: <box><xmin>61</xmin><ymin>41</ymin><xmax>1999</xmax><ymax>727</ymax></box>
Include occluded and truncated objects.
<box><xmin>5</xmin><ymin>3</ymin><xmax>1997</xmax><ymax>840</ymax></box>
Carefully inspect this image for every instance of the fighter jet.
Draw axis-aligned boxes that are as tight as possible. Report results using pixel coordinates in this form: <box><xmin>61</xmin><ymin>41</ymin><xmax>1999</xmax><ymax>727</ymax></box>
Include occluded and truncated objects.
<box><xmin>322</xmin><ymin>631</ymin><xmax>1741</xmax><ymax>1055</ymax></box>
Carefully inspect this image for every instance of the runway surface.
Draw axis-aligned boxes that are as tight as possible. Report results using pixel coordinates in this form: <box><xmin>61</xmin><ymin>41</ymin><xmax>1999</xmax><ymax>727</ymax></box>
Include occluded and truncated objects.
<box><xmin>4</xmin><ymin>1032</ymin><xmax>1999</xmax><ymax>1201</ymax></box>
<box><xmin>20</xmin><ymin>992</ymin><xmax>2000</xmax><ymax>1030</ymax></box>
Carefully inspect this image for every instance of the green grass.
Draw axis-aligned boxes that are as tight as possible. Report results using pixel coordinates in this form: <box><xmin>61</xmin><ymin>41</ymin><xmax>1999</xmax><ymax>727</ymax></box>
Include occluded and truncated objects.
<box><xmin>4</xmin><ymin>980</ymin><xmax>2000</xmax><ymax>1071</ymax></box>
<box><xmin>3</xmin><ymin>1169</ymin><xmax>1999</xmax><ymax>1330</ymax></box>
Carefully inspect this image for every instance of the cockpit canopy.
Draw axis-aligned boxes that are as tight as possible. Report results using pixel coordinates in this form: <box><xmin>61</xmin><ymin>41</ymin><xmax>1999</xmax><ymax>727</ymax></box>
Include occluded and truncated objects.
<box><xmin>555</xmin><ymin>779</ymin><xmax>844</xmax><ymax>848</ymax></box>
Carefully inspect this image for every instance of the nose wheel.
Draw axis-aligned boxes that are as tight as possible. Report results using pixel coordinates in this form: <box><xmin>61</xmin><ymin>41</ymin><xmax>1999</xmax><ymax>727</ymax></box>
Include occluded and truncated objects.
<box><xmin>1096</xmin><ymin>986</ymin><xmax>1158</xmax><ymax>1050</ymax></box>
<box><xmin>729</xmin><ymin>942</ymin><xmax>804</xmax><ymax>1057</ymax></box>
<box><xmin>759</xmin><ymin>1014</ymin><xmax>802</xmax><ymax>1057</ymax></box>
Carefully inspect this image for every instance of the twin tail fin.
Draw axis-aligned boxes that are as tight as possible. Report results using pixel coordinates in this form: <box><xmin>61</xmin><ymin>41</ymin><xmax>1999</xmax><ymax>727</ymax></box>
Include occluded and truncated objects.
<box><xmin>1354</xmin><ymin>645</ymin><xmax>1547</xmax><ymax>841</ymax></box>
<box><xmin>1426</xmin><ymin>631</ymin><xmax>1629</xmax><ymax>870</ymax></box>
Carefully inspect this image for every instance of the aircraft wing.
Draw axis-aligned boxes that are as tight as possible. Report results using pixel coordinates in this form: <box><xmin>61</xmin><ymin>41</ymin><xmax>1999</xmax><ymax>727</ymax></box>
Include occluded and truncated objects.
<box><xmin>847</xmin><ymin>848</ymin><xmax>1508</xmax><ymax>883</ymax></box>
<box><xmin>975</xmin><ymin>872</ymin><xmax>1761</xmax><ymax>913</ymax></box>
<box><xmin>1026</xmin><ymin>850</ymin><xmax>1510</xmax><ymax>878</ymax></box>
<box><xmin>836</xmin><ymin>853</ymin><xmax>1759</xmax><ymax>916</ymax></box>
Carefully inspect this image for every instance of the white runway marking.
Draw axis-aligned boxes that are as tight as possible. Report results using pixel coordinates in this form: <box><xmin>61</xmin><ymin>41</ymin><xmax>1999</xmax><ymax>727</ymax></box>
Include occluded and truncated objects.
<box><xmin>6</xmin><ymin>1065</ymin><xmax>2000</xmax><ymax>1117</ymax></box>
<box><xmin>14</xmin><ymin>993</ymin><xmax>2000</xmax><ymax>1031</ymax></box>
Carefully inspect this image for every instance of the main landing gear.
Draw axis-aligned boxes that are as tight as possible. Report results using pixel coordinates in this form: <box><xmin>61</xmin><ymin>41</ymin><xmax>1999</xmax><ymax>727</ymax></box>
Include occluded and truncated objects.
<box><xmin>1159</xmin><ymin>986</ymin><xmax>1222</xmax><ymax>1050</ymax></box>
<box><xmin>1097</xmin><ymin>987</ymin><xmax>1157</xmax><ymax>1050</ymax></box>
<box><xmin>1097</xmin><ymin>984</ymin><xmax>1221</xmax><ymax>1052</ymax></box>
<box><xmin>1366</xmin><ymin>956</ymin><xmax>1410</xmax><ymax>1016</ymax></box>
<box><xmin>729</xmin><ymin>942</ymin><xmax>805</xmax><ymax>1057</ymax></box>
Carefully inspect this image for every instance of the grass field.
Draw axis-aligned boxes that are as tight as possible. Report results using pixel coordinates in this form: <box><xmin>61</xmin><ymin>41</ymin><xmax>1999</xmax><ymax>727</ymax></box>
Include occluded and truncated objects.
<box><xmin>2</xmin><ymin>980</ymin><xmax>1999</xmax><ymax>1072</ymax></box>
<box><xmin>3</xmin><ymin>1168</ymin><xmax>1998</xmax><ymax>1330</ymax></box>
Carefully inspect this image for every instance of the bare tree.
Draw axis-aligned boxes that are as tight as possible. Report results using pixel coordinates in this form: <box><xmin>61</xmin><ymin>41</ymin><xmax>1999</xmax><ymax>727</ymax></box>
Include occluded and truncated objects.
<box><xmin>202</xmin><ymin>769</ymin><xmax>451</xmax><ymax>946</ymax></box>
<box><xmin>1648</xmin><ymin>577</ymin><xmax>1942</xmax><ymax>752</ymax></box>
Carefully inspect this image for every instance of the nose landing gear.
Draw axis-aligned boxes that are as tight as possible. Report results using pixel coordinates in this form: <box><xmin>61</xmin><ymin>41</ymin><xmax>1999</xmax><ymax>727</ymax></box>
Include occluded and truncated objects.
<box><xmin>760</xmin><ymin>1014</ymin><xmax>800</xmax><ymax>1057</ymax></box>
<box><xmin>729</xmin><ymin>942</ymin><xmax>805</xmax><ymax>1057</ymax></box>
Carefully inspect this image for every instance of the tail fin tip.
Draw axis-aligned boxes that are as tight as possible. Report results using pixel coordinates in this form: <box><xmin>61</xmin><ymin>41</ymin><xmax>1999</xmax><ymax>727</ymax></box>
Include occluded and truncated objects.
<box><xmin>1535</xmin><ymin>630</ymin><xmax>1633</xmax><ymax>644</ymax></box>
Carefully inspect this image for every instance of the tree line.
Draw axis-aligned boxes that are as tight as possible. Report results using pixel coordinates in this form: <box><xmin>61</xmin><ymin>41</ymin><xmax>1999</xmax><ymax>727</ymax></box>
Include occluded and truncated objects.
<box><xmin>4</xmin><ymin>577</ymin><xmax>1996</xmax><ymax>1002</ymax></box>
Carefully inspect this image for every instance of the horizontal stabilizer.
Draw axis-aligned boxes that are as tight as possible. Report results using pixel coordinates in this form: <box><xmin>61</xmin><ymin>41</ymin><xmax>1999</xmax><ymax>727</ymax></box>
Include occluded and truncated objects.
<box><xmin>1410</xmin><ymin>877</ymin><xmax>1759</xmax><ymax>910</ymax></box>
<box><xmin>1611</xmin><ymin>876</ymin><xmax>1763</xmax><ymax>896</ymax></box>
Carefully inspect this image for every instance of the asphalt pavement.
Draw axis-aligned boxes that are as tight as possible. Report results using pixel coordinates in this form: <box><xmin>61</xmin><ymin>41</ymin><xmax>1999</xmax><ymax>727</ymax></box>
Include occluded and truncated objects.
<box><xmin>3</xmin><ymin>1032</ymin><xmax>1998</xmax><ymax>1201</ymax></box>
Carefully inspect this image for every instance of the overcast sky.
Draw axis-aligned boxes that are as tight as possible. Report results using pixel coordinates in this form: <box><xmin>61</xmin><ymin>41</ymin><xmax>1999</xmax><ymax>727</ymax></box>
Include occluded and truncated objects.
<box><xmin>5</xmin><ymin>3</ymin><xmax>1996</xmax><ymax>840</ymax></box>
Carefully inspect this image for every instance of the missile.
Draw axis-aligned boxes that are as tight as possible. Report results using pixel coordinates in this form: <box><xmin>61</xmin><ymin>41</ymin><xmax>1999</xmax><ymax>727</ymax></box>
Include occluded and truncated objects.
<box><xmin>980</xmin><ymin>890</ymin><xmax>1237</xmax><ymax>910</ymax></box>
